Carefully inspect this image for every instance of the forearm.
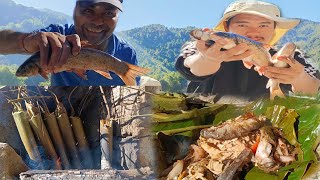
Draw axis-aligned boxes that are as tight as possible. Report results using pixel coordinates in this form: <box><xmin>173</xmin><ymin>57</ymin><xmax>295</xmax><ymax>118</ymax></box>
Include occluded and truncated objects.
<box><xmin>0</xmin><ymin>30</ymin><xmax>30</xmax><ymax>54</ymax></box>
<box><xmin>292</xmin><ymin>72</ymin><xmax>320</xmax><ymax>95</ymax></box>
<box><xmin>184</xmin><ymin>52</ymin><xmax>222</xmax><ymax>76</ymax></box>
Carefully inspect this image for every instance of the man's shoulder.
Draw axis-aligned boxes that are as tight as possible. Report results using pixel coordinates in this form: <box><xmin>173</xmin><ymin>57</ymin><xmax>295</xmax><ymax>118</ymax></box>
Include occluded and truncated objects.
<box><xmin>38</xmin><ymin>24</ymin><xmax>75</xmax><ymax>35</ymax></box>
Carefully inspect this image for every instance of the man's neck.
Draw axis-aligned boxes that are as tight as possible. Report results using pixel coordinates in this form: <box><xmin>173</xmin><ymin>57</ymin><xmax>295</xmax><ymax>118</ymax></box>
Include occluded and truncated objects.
<box><xmin>86</xmin><ymin>38</ymin><xmax>110</xmax><ymax>51</ymax></box>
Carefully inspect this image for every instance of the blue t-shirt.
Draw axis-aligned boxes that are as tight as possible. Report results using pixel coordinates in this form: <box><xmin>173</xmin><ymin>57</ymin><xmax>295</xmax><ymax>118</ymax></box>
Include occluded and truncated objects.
<box><xmin>37</xmin><ymin>24</ymin><xmax>139</xmax><ymax>86</ymax></box>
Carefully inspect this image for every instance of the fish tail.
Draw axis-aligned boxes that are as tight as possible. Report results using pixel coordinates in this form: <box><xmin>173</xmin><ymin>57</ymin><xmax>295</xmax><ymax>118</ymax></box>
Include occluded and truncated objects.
<box><xmin>267</xmin><ymin>79</ymin><xmax>285</xmax><ymax>100</ymax></box>
<box><xmin>119</xmin><ymin>63</ymin><xmax>151</xmax><ymax>86</ymax></box>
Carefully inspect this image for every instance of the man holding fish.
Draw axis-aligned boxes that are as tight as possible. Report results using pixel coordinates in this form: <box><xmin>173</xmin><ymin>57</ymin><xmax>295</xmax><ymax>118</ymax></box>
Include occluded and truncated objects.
<box><xmin>0</xmin><ymin>0</ymin><xmax>148</xmax><ymax>86</ymax></box>
<box><xmin>176</xmin><ymin>0</ymin><xmax>320</xmax><ymax>101</ymax></box>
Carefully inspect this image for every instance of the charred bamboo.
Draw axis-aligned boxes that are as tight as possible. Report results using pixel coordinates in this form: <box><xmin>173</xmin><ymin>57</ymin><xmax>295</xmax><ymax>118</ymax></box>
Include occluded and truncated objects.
<box><xmin>100</xmin><ymin>119</ymin><xmax>113</xmax><ymax>169</ymax></box>
<box><xmin>44</xmin><ymin>113</ymin><xmax>71</xmax><ymax>169</ymax></box>
<box><xmin>26</xmin><ymin>102</ymin><xmax>61</xmax><ymax>170</ymax></box>
<box><xmin>70</xmin><ymin>116</ymin><xmax>93</xmax><ymax>169</ymax></box>
<box><xmin>11</xmin><ymin>103</ymin><xmax>42</xmax><ymax>165</ymax></box>
<box><xmin>56</xmin><ymin>102</ymin><xmax>81</xmax><ymax>169</ymax></box>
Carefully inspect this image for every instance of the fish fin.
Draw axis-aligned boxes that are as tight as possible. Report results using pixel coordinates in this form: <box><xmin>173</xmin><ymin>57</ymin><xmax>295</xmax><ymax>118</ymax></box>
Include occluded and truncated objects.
<box><xmin>94</xmin><ymin>70</ymin><xmax>113</xmax><ymax>80</ymax></box>
<box><xmin>73</xmin><ymin>69</ymin><xmax>88</xmax><ymax>80</ymax></box>
<box><xmin>119</xmin><ymin>63</ymin><xmax>151</xmax><ymax>86</ymax></box>
<box><xmin>80</xmin><ymin>40</ymin><xmax>92</xmax><ymax>48</ymax></box>
<box><xmin>267</xmin><ymin>79</ymin><xmax>285</xmax><ymax>100</ymax></box>
<box><xmin>39</xmin><ymin>70</ymin><xmax>49</xmax><ymax>79</ymax></box>
<box><xmin>243</xmin><ymin>61</ymin><xmax>253</xmax><ymax>69</ymax></box>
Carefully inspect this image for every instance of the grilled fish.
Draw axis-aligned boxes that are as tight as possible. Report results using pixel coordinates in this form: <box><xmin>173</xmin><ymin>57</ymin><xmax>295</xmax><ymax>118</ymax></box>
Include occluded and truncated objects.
<box><xmin>16</xmin><ymin>48</ymin><xmax>150</xmax><ymax>86</ymax></box>
<box><xmin>200</xmin><ymin>113</ymin><xmax>266</xmax><ymax>140</ymax></box>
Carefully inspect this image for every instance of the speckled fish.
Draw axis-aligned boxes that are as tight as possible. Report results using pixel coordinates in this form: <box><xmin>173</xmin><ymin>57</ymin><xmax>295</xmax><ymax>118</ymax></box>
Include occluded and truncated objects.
<box><xmin>217</xmin><ymin>148</ymin><xmax>253</xmax><ymax>180</ymax></box>
<box><xmin>190</xmin><ymin>29</ymin><xmax>273</xmax><ymax>67</ymax></box>
<box><xmin>16</xmin><ymin>48</ymin><xmax>150</xmax><ymax>86</ymax></box>
<box><xmin>200</xmin><ymin>113</ymin><xmax>266</xmax><ymax>140</ymax></box>
<box><xmin>267</xmin><ymin>43</ymin><xmax>296</xmax><ymax>100</ymax></box>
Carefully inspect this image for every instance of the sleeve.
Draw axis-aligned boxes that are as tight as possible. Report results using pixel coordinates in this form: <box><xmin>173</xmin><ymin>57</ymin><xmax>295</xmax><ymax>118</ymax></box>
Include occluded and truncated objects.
<box><xmin>294</xmin><ymin>50</ymin><xmax>320</xmax><ymax>79</ymax></box>
<box><xmin>32</xmin><ymin>24</ymin><xmax>71</xmax><ymax>35</ymax></box>
<box><xmin>175</xmin><ymin>41</ymin><xmax>213</xmax><ymax>82</ymax></box>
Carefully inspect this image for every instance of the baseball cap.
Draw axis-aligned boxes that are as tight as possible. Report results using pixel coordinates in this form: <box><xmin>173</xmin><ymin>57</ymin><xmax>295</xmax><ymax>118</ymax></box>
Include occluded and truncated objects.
<box><xmin>76</xmin><ymin>0</ymin><xmax>123</xmax><ymax>11</ymax></box>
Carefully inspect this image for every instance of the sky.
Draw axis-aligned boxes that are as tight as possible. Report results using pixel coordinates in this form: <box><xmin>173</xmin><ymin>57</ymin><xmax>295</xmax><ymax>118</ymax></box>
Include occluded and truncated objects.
<box><xmin>12</xmin><ymin>0</ymin><xmax>320</xmax><ymax>31</ymax></box>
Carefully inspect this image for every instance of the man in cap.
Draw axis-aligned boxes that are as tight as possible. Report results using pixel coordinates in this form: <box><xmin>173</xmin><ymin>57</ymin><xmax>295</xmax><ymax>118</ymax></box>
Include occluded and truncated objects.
<box><xmin>175</xmin><ymin>0</ymin><xmax>320</xmax><ymax>102</ymax></box>
<box><xmin>0</xmin><ymin>0</ymin><xmax>138</xmax><ymax>86</ymax></box>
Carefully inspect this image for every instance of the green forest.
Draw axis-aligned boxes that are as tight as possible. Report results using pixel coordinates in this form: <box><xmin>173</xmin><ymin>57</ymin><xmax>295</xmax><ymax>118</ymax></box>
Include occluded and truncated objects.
<box><xmin>0</xmin><ymin>0</ymin><xmax>320</xmax><ymax>92</ymax></box>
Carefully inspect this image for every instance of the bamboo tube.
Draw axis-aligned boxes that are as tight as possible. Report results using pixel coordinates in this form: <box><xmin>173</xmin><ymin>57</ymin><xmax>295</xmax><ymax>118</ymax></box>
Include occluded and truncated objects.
<box><xmin>56</xmin><ymin>102</ymin><xmax>81</xmax><ymax>169</ymax></box>
<box><xmin>25</xmin><ymin>102</ymin><xmax>62</xmax><ymax>170</ymax></box>
<box><xmin>11</xmin><ymin>103</ymin><xmax>42</xmax><ymax>165</ymax></box>
<box><xmin>100</xmin><ymin>119</ymin><xmax>113</xmax><ymax>169</ymax></box>
<box><xmin>99</xmin><ymin>86</ymin><xmax>113</xmax><ymax>169</ymax></box>
<box><xmin>70</xmin><ymin>116</ymin><xmax>93</xmax><ymax>169</ymax></box>
<box><xmin>44</xmin><ymin>113</ymin><xmax>71</xmax><ymax>170</ymax></box>
<box><xmin>67</xmin><ymin>87</ymin><xmax>93</xmax><ymax>169</ymax></box>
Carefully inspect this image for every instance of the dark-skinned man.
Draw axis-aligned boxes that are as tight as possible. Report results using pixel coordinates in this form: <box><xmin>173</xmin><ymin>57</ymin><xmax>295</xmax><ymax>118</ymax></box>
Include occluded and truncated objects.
<box><xmin>0</xmin><ymin>0</ymin><xmax>139</xmax><ymax>86</ymax></box>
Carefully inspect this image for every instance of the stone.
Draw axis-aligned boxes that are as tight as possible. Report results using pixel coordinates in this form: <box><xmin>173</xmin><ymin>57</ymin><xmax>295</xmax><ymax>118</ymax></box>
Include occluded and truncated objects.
<box><xmin>0</xmin><ymin>143</ymin><xmax>28</xmax><ymax>179</ymax></box>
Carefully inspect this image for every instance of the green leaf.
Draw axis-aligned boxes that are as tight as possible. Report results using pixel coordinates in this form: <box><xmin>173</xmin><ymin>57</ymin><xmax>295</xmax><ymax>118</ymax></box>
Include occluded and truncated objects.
<box><xmin>245</xmin><ymin>167</ymin><xmax>288</xmax><ymax>180</ymax></box>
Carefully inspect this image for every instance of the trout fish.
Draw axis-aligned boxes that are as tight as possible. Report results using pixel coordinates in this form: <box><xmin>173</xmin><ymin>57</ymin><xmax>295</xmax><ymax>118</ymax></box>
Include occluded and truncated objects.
<box><xmin>16</xmin><ymin>48</ymin><xmax>150</xmax><ymax>86</ymax></box>
<box><xmin>190</xmin><ymin>29</ymin><xmax>272</xmax><ymax>68</ymax></box>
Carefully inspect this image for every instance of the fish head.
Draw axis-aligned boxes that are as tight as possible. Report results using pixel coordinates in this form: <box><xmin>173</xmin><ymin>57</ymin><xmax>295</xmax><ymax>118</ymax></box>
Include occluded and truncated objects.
<box><xmin>190</xmin><ymin>29</ymin><xmax>210</xmax><ymax>41</ymax></box>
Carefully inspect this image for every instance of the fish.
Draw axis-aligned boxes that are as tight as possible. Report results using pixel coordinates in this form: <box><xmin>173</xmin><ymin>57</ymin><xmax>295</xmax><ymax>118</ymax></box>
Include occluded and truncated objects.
<box><xmin>15</xmin><ymin>48</ymin><xmax>150</xmax><ymax>86</ymax></box>
<box><xmin>190</xmin><ymin>29</ymin><xmax>272</xmax><ymax>68</ymax></box>
<box><xmin>200</xmin><ymin>112</ymin><xmax>266</xmax><ymax>140</ymax></box>
<box><xmin>217</xmin><ymin>148</ymin><xmax>253</xmax><ymax>180</ymax></box>
<box><xmin>266</xmin><ymin>43</ymin><xmax>297</xmax><ymax>100</ymax></box>
<box><xmin>254</xmin><ymin>126</ymin><xmax>280</xmax><ymax>172</ymax></box>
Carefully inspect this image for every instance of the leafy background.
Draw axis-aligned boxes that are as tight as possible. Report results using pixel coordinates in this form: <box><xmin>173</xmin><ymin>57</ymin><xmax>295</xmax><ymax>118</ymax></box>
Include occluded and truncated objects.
<box><xmin>0</xmin><ymin>0</ymin><xmax>320</xmax><ymax>91</ymax></box>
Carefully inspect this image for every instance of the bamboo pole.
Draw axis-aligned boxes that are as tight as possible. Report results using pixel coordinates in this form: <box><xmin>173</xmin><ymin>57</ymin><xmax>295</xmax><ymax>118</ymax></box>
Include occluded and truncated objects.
<box><xmin>11</xmin><ymin>102</ymin><xmax>42</xmax><ymax>166</ymax></box>
<box><xmin>25</xmin><ymin>101</ymin><xmax>62</xmax><ymax>170</ymax></box>
<box><xmin>44</xmin><ymin>113</ymin><xmax>71</xmax><ymax>170</ymax></box>
<box><xmin>68</xmin><ymin>87</ymin><xmax>93</xmax><ymax>169</ymax></box>
<box><xmin>99</xmin><ymin>86</ymin><xmax>113</xmax><ymax>169</ymax></box>
<box><xmin>100</xmin><ymin>119</ymin><xmax>113</xmax><ymax>169</ymax></box>
<box><xmin>70</xmin><ymin>116</ymin><xmax>93</xmax><ymax>169</ymax></box>
<box><xmin>56</xmin><ymin>102</ymin><xmax>81</xmax><ymax>169</ymax></box>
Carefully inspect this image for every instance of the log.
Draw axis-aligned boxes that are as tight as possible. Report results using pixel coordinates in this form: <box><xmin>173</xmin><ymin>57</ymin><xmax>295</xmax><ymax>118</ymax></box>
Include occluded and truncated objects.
<box><xmin>20</xmin><ymin>168</ymin><xmax>154</xmax><ymax>180</ymax></box>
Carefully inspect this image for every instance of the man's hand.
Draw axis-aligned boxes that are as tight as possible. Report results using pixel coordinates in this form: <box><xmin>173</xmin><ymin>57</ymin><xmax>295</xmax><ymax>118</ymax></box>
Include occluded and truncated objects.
<box><xmin>23</xmin><ymin>32</ymin><xmax>81</xmax><ymax>72</ymax></box>
<box><xmin>259</xmin><ymin>56</ymin><xmax>320</xmax><ymax>94</ymax></box>
<box><xmin>260</xmin><ymin>56</ymin><xmax>304</xmax><ymax>85</ymax></box>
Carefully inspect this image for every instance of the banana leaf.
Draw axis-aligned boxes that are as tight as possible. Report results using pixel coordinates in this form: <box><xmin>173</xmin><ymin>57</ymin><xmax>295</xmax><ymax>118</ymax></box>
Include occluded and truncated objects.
<box><xmin>152</xmin><ymin>104</ymin><xmax>226</xmax><ymax>134</ymax></box>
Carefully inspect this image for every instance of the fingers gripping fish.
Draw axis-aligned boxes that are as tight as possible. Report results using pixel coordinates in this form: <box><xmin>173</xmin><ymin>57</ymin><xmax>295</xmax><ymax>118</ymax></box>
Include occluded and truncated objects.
<box><xmin>16</xmin><ymin>48</ymin><xmax>150</xmax><ymax>86</ymax></box>
<box><xmin>266</xmin><ymin>43</ymin><xmax>296</xmax><ymax>100</ymax></box>
<box><xmin>190</xmin><ymin>29</ymin><xmax>273</xmax><ymax>68</ymax></box>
